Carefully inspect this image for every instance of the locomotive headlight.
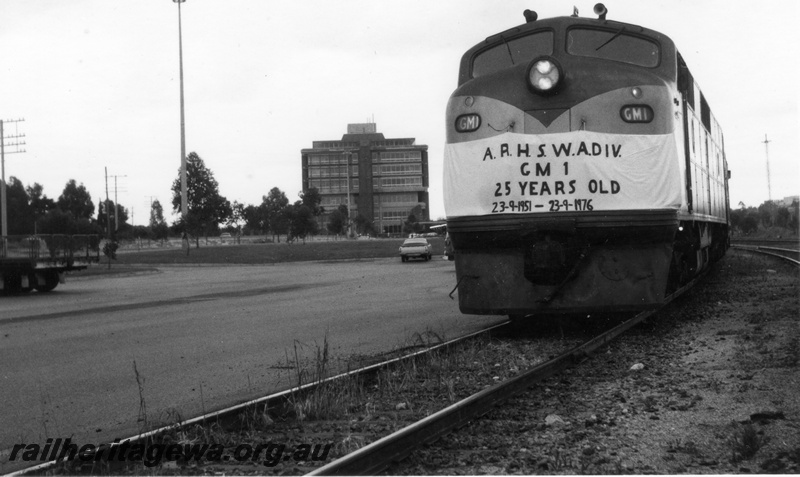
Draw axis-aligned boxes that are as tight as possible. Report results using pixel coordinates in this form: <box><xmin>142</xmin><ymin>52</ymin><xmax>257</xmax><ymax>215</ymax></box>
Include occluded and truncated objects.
<box><xmin>527</xmin><ymin>57</ymin><xmax>563</xmax><ymax>94</ymax></box>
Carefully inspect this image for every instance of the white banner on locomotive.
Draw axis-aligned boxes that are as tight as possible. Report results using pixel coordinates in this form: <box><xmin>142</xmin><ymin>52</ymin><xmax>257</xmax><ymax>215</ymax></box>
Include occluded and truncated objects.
<box><xmin>443</xmin><ymin>130</ymin><xmax>682</xmax><ymax>218</ymax></box>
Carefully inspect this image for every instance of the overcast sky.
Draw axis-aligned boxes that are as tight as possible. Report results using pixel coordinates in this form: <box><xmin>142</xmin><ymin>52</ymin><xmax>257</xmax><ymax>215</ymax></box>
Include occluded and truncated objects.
<box><xmin>1</xmin><ymin>0</ymin><xmax>798</xmax><ymax>226</ymax></box>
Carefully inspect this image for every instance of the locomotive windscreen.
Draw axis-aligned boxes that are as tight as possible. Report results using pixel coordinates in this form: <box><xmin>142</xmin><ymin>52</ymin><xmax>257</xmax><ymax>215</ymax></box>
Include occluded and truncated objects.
<box><xmin>472</xmin><ymin>31</ymin><xmax>554</xmax><ymax>78</ymax></box>
<box><xmin>566</xmin><ymin>28</ymin><xmax>660</xmax><ymax>67</ymax></box>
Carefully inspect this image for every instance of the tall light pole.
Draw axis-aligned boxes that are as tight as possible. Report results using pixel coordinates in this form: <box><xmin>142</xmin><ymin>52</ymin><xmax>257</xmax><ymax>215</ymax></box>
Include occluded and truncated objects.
<box><xmin>174</xmin><ymin>0</ymin><xmax>188</xmax><ymax>222</ymax></box>
<box><xmin>762</xmin><ymin>134</ymin><xmax>772</xmax><ymax>202</ymax></box>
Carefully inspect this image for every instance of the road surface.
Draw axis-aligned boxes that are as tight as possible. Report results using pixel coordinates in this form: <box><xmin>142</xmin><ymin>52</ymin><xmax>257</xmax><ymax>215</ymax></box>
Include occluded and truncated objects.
<box><xmin>0</xmin><ymin>257</ymin><xmax>502</xmax><ymax>473</ymax></box>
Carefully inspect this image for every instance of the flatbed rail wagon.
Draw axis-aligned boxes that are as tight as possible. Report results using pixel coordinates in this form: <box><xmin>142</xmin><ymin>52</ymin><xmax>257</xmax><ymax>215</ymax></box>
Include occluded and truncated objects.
<box><xmin>0</xmin><ymin>234</ymin><xmax>100</xmax><ymax>293</ymax></box>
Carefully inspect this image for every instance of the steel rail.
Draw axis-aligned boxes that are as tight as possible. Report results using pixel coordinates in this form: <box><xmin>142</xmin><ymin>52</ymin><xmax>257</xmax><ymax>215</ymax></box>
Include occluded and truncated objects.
<box><xmin>310</xmin><ymin>273</ymin><xmax>705</xmax><ymax>476</ymax></box>
<box><xmin>732</xmin><ymin>244</ymin><xmax>800</xmax><ymax>266</ymax></box>
<box><xmin>730</xmin><ymin>239</ymin><xmax>800</xmax><ymax>250</ymax></box>
<box><xmin>7</xmin><ymin>322</ymin><xmax>509</xmax><ymax>476</ymax></box>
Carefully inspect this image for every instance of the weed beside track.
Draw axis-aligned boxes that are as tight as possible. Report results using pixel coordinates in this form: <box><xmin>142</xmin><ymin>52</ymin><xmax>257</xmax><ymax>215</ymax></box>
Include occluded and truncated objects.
<box><xmin>45</xmin><ymin>326</ymin><xmax>584</xmax><ymax>475</ymax></box>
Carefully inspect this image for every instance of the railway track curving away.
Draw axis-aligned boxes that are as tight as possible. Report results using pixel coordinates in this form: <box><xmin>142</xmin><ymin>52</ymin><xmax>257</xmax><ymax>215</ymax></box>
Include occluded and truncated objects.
<box><xmin>731</xmin><ymin>244</ymin><xmax>800</xmax><ymax>266</ymax></box>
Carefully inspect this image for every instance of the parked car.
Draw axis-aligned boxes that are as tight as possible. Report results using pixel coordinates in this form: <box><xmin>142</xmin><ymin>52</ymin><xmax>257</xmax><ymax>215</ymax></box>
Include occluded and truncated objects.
<box><xmin>220</xmin><ymin>232</ymin><xmax>232</xmax><ymax>239</ymax></box>
<box><xmin>399</xmin><ymin>238</ymin><xmax>432</xmax><ymax>262</ymax></box>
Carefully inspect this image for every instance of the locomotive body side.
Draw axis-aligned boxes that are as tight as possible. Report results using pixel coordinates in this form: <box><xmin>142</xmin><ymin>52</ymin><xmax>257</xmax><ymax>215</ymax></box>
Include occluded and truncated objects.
<box><xmin>444</xmin><ymin>12</ymin><xmax>729</xmax><ymax>316</ymax></box>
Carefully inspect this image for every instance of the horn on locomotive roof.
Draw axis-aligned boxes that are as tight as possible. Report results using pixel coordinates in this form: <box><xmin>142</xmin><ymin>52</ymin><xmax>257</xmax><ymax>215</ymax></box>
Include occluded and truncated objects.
<box><xmin>523</xmin><ymin>9</ymin><xmax>538</xmax><ymax>22</ymax></box>
<box><xmin>593</xmin><ymin>3</ymin><xmax>608</xmax><ymax>19</ymax></box>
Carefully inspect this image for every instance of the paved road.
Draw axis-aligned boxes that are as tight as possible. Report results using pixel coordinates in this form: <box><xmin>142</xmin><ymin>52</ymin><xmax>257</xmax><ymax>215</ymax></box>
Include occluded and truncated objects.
<box><xmin>0</xmin><ymin>257</ymin><xmax>502</xmax><ymax>472</ymax></box>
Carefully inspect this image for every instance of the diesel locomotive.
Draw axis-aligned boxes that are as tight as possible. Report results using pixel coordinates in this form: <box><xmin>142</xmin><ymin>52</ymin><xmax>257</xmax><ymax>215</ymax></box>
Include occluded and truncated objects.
<box><xmin>444</xmin><ymin>5</ymin><xmax>730</xmax><ymax>318</ymax></box>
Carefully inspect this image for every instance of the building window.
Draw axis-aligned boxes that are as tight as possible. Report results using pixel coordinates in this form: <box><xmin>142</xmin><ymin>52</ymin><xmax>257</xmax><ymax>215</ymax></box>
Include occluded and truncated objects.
<box><xmin>321</xmin><ymin>195</ymin><xmax>348</xmax><ymax>206</ymax></box>
<box><xmin>374</xmin><ymin>177</ymin><xmax>423</xmax><ymax>188</ymax></box>
<box><xmin>308</xmin><ymin>153</ymin><xmax>350</xmax><ymax>165</ymax></box>
<box><xmin>309</xmin><ymin>178</ymin><xmax>358</xmax><ymax>193</ymax></box>
<box><xmin>372</xmin><ymin>164</ymin><xmax>422</xmax><ymax>176</ymax></box>
<box><xmin>381</xmin><ymin>210</ymin><xmax>412</xmax><ymax>219</ymax></box>
<box><xmin>376</xmin><ymin>192</ymin><xmax>418</xmax><ymax>204</ymax></box>
<box><xmin>371</xmin><ymin>151</ymin><xmax>422</xmax><ymax>163</ymax></box>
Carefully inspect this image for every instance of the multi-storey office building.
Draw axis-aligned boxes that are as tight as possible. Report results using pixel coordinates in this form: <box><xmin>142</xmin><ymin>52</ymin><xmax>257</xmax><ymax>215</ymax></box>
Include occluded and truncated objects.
<box><xmin>301</xmin><ymin>123</ymin><xmax>429</xmax><ymax>235</ymax></box>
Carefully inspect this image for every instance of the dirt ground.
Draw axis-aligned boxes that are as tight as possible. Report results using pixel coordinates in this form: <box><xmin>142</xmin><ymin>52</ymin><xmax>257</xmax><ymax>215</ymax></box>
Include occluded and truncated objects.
<box><xmin>393</xmin><ymin>248</ymin><xmax>800</xmax><ymax>474</ymax></box>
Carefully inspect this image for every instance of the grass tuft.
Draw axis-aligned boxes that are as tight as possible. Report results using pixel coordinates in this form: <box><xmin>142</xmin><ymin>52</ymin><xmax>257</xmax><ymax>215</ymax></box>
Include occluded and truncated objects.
<box><xmin>728</xmin><ymin>421</ymin><xmax>769</xmax><ymax>462</ymax></box>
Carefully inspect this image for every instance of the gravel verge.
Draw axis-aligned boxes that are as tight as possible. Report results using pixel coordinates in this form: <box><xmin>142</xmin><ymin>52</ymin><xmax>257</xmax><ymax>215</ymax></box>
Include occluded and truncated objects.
<box><xmin>389</xmin><ymin>248</ymin><xmax>799</xmax><ymax>474</ymax></box>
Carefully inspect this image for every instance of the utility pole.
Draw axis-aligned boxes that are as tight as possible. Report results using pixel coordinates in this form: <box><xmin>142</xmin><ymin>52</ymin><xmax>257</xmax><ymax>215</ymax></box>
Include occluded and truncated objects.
<box><xmin>115</xmin><ymin>176</ymin><xmax>120</xmax><ymax>231</ymax></box>
<box><xmin>146</xmin><ymin>196</ymin><xmax>157</xmax><ymax>227</ymax></box>
<box><xmin>110</xmin><ymin>174</ymin><xmax>127</xmax><ymax>232</ymax></box>
<box><xmin>762</xmin><ymin>134</ymin><xmax>772</xmax><ymax>202</ymax></box>
<box><xmin>1</xmin><ymin>119</ymin><xmax>26</xmax><ymax>238</ymax></box>
<box><xmin>105</xmin><ymin>167</ymin><xmax>111</xmax><ymax>269</ymax></box>
<box><xmin>146</xmin><ymin>196</ymin><xmax>158</xmax><ymax>247</ymax></box>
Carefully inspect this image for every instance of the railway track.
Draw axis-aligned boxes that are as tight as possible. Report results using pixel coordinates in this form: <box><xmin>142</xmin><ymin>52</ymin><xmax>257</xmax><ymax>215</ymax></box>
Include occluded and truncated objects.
<box><xmin>310</xmin><ymin>273</ymin><xmax>708</xmax><ymax>475</ymax></box>
<box><xmin>730</xmin><ymin>238</ymin><xmax>800</xmax><ymax>249</ymax></box>
<box><xmin>8</xmin><ymin>324</ymin><xmax>508</xmax><ymax>476</ymax></box>
<box><xmin>731</xmin><ymin>244</ymin><xmax>800</xmax><ymax>266</ymax></box>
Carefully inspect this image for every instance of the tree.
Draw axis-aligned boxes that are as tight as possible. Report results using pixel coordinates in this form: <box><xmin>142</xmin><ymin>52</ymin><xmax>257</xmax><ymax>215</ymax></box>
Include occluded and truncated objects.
<box><xmin>130</xmin><ymin>225</ymin><xmax>150</xmax><ymax>242</ymax></box>
<box><xmin>354</xmin><ymin>213</ymin><xmax>374</xmax><ymax>236</ymax></box>
<box><xmin>789</xmin><ymin>200</ymin><xmax>800</xmax><ymax>235</ymax></box>
<box><xmin>263</xmin><ymin>187</ymin><xmax>289</xmax><ymax>242</ymax></box>
<box><xmin>57</xmin><ymin>179</ymin><xmax>95</xmax><ymax>220</ymax></box>
<box><xmin>149</xmin><ymin>199</ymin><xmax>169</xmax><ymax>242</ymax></box>
<box><xmin>27</xmin><ymin>183</ymin><xmax>56</xmax><ymax>230</ymax></box>
<box><xmin>776</xmin><ymin>207</ymin><xmax>790</xmax><ymax>229</ymax></box>
<box><xmin>402</xmin><ymin>213</ymin><xmax>422</xmax><ymax>235</ymax></box>
<box><xmin>730</xmin><ymin>208</ymin><xmax>743</xmax><ymax>232</ymax></box>
<box><xmin>286</xmin><ymin>202</ymin><xmax>318</xmax><ymax>243</ymax></box>
<box><xmin>227</xmin><ymin>200</ymin><xmax>245</xmax><ymax>234</ymax></box>
<box><xmin>740</xmin><ymin>213</ymin><xmax>759</xmax><ymax>235</ymax></box>
<box><xmin>171</xmin><ymin>152</ymin><xmax>232</xmax><ymax>247</ymax></box>
<box><xmin>402</xmin><ymin>205</ymin><xmax>425</xmax><ymax>235</ymax></box>
<box><xmin>1</xmin><ymin>176</ymin><xmax>32</xmax><ymax>235</ymax></box>
<box><xmin>299</xmin><ymin>187</ymin><xmax>324</xmax><ymax>217</ymax></box>
<box><xmin>242</xmin><ymin>203</ymin><xmax>267</xmax><ymax>236</ymax></box>
<box><xmin>37</xmin><ymin>208</ymin><xmax>99</xmax><ymax>235</ymax></box>
<box><xmin>326</xmin><ymin>204</ymin><xmax>348</xmax><ymax>236</ymax></box>
<box><xmin>97</xmin><ymin>200</ymin><xmax>129</xmax><ymax>236</ymax></box>
<box><xmin>149</xmin><ymin>199</ymin><xmax>166</xmax><ymax>228</ymax></box>
<box><xmin>757</xmin><ymin>201</ymin><xmax>779</xmax><ymax>228</ymax></box>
